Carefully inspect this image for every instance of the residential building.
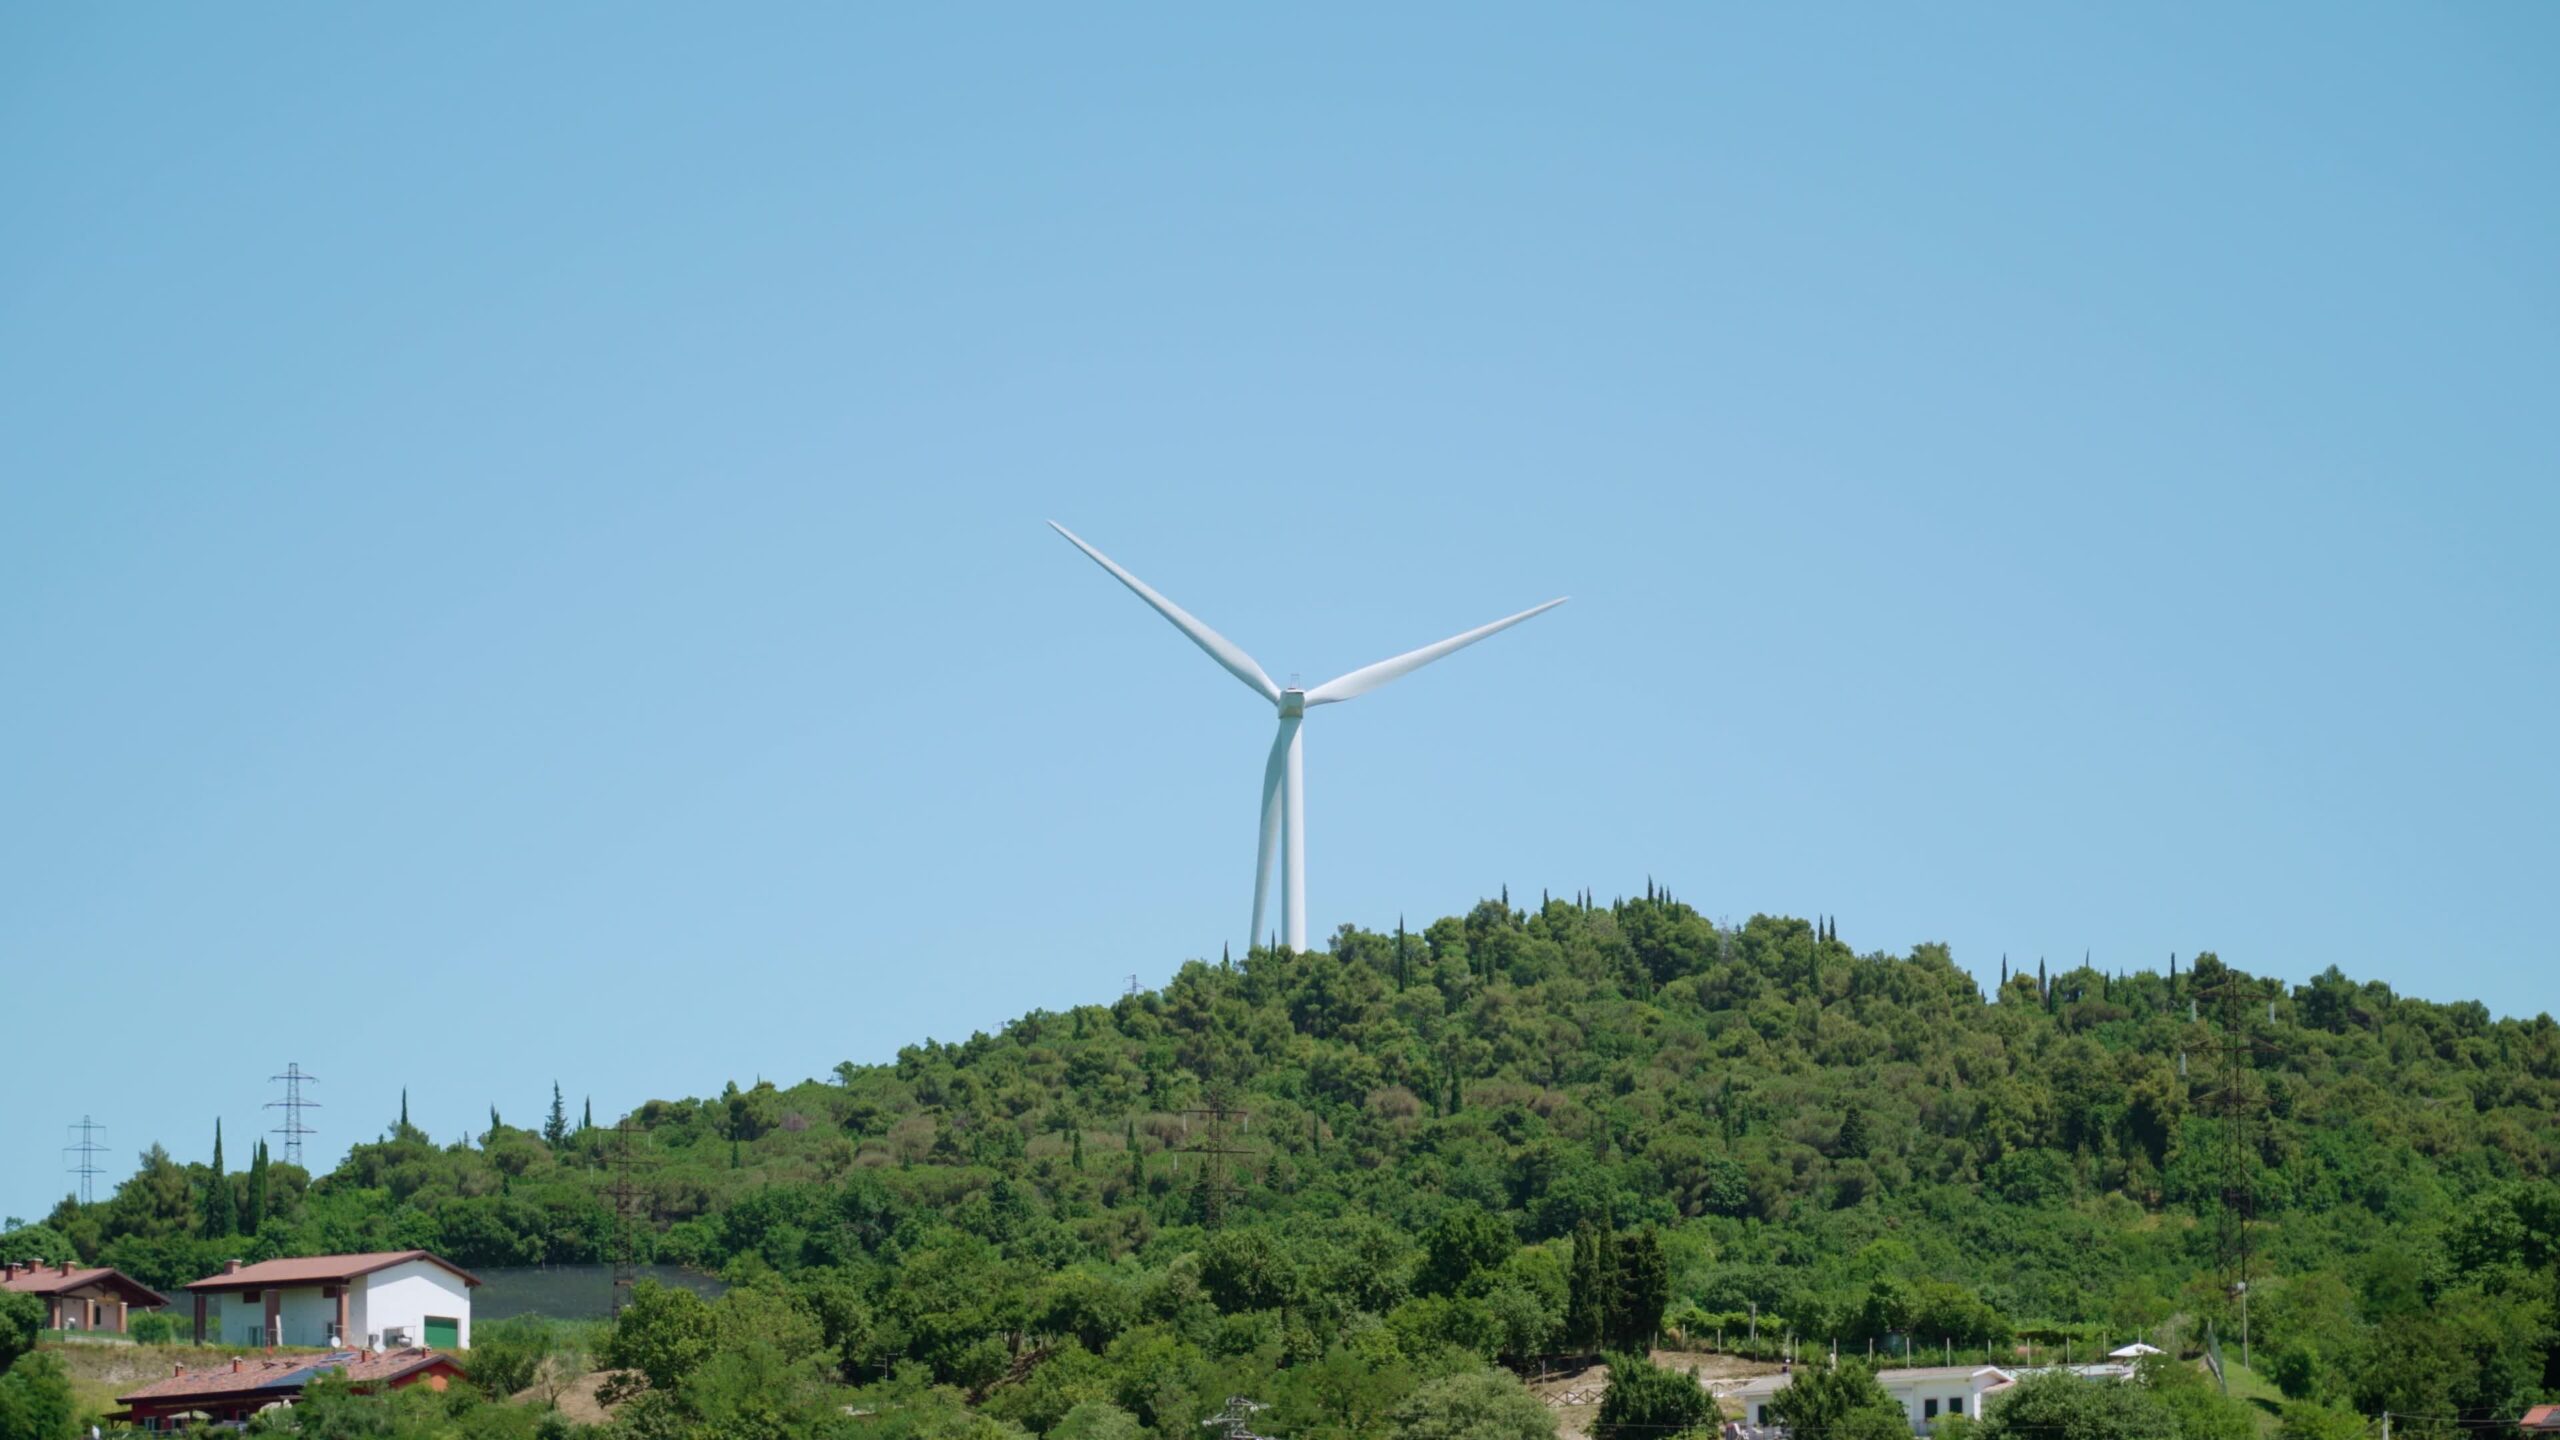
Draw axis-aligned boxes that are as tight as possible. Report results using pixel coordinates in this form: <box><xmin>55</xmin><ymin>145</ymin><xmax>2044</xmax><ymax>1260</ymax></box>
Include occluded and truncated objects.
<box><xmin>113</xmin><ymin>1347</ymin><xmax>464</xmax><ymax>1430</ymax></box>
<box><xmin>0</xmin><ymin>1259</ymin><xmax>167</xmax><ymax>1334</ymax></box>
<box><xmin>182</xmin><ymin>1251</ymin><xmax>480</xmax><ymax>1349</ymax></box>
<box><xmin>1724</xmin><ymin>1365</ymin><xmax>2017</xmax><ymax>1436</ymax></box>
<box><xmin>2518</xmin><ymin>1404</ymin><xmax>2559</xmax><ymax>1434</ymax></box>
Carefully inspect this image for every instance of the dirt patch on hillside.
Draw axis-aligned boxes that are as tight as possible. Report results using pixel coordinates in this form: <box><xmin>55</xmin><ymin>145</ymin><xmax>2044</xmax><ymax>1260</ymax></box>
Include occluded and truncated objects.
<box><xmin>513</xmin><ymin>1365</ymin><xmax>633</xmax><ymax>1426</ymax></box>
<box><xmin>1530</xmin><ymin>1350</ymin><xmax>1780</xmax><ymax>1440</ymax></box>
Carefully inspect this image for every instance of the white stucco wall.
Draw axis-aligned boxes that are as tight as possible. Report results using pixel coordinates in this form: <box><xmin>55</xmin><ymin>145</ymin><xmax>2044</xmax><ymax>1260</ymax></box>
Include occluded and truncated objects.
<box><xmin>209</xmin><ymin>1285</ymin><xmax>341</xmax><ymax>1346</ymax></box>
<box><xmin>1879</xmin><ymin>1374</ymin><xmax>1989</xmax><ymax>1433</ymax></box>
<box><xmin>281</xmin><ymin>1286</ymin><xmax>338</xmax><ymax>1346</ymax></box>
<box><xmin>358</xmin><ymin>1260</ymin><xmax>472</xmax><ymax>1349</ymax></box>
<box><xmin>1730</xmin><ymin>1369</ymin><xmax>2008</xmax><ymax>1435</ymax></box>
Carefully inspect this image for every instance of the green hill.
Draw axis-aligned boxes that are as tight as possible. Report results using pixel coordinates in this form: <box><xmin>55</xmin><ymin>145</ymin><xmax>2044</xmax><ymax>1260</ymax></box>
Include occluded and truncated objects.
<box><xmin>17</xmin><ymin>897</ymin><xmax>2560</xmax><ymax>1438</ymax></box>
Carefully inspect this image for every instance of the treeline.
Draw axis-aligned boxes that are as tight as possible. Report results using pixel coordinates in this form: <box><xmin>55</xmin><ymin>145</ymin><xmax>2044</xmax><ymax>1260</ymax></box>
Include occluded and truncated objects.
<box><xmin>13</xmin><ymin>894</ymin><xmax>2560</xmax><ymax>1437</ymax></box>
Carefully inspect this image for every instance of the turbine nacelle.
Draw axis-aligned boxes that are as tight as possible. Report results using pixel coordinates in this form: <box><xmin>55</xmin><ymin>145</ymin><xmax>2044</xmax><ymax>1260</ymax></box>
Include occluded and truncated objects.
<box><xmin>1049</xmin><ymin>520</ymin><xmax>1565</xmax><ymax>951</ymax></box>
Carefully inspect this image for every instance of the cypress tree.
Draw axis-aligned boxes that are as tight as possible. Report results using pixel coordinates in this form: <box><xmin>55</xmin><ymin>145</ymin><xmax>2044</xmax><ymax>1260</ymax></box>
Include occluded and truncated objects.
<box><xmin>243</xmin><ymin>1140</ymin><xmax>268</xmax><ymax>1235</ymax></box>
<box><xmin>1566</xmin><ymin>1222</ymin><xmax>1621</xmax><ymax>1353</ymax></box>
<box><xmin>582</xmin><ymin>1098</ymin><xmax>593</xmax><ymax>1131</ymax></box>
<box><xmin>1611</xmin><ymin>1229</ymin><xmax>1671</xmax><ymax>1348</ymax></box>
<box><xmin>544</xmin><ymin>1083</ymin><xmax>569</xmax><ymax>1148</ymax></box>
<box><xmin>1071</xmin><ymin>1128</ymin><xmax>1086</xmax><ymax>1171</ymax></box>
<box><xmin>399</xmin><ymin>1089</ymin><xmax>410</xmax><ymax>1131</ymax></box>
<box><xmin>730</xmin><ymin>1137</ymin><xmax>742</xmax><ymax>1169</ymax></box>
<box><xmin>1125</xmin><ymin>1119</ymin><xmax>1144</xmax><ymax>1189</ymax></box>
<box><xmin>202</xmin><ymin>1120</ymin><xmax>235</xmax><ymax>1237</ymax></box>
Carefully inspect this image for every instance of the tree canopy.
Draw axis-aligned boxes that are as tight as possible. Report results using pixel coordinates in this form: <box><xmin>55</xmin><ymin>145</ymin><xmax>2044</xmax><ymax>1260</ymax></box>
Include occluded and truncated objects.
<box><xmin>19</xmin><ymin>896</ymin><xmax>2560</xmax><ymax>1437</ymax></box>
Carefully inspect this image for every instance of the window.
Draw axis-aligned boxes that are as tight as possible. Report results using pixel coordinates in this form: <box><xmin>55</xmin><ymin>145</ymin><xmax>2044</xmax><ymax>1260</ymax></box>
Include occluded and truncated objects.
<box><xmin>1756</xmin><ymin>1406</ymin><xmax>1769</xmax><ymax>1425</ymax></box>
<box><xmin>1926</xmin><ymin>1399</ymin><xmax>1940</xmax><ymax>1419</ymax></box>
<box><xmin>322</xmin><ymin>1286</ymin><xmax>340</xmax><ymax>1299</ymax></box>
<box><xmin>1950</xmin><ymin>1397</ymin><xmax>1964</xmax><ymax>1416</ymax></box>
<box><xmin>239</xmin><ymin>1290</ymin><xmax>260</xmax><ymax>1304</ymax></box>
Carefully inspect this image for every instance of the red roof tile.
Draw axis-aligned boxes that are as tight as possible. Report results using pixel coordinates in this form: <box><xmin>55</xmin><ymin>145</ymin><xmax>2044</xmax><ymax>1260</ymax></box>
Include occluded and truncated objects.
<box><xmin>0</xmin><ymin>1263</ymin><xmax>169</xmax><ymax>1307</ymax></box>
<box><xmin>182</xmin><ymin>1250</ymin><xmax>482</xmax><ymax>1291</ymax></box>
<box><xmin>2520</xmin><ymin>1405</ymin><xmax>2560</xmax><ymax>1431</ymax></box>
<box><xmin>117</xmin><ymin>1348</ymin><xmax>460</xmax><ymax>1405</ymax></box>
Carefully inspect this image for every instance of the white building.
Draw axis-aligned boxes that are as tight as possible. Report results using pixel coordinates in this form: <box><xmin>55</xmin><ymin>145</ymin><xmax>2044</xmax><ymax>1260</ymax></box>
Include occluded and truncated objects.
<box><xmin>1725</xmin><ymin>1365</ymin><xmax>2016</xmax><ymax>1436</ymax></box>
<box><xmin>183</xmin><ymin>1251</ymin><xmax>480</xmax><ymax>1350</ymax></box>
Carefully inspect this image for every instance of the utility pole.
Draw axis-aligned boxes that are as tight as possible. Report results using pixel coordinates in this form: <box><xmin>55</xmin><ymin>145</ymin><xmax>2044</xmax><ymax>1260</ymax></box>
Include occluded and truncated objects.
<box><xmin>267</xmin><ymin>1063</ymin><xmax>320</xmax><ymax>1168</ymax></box>
<box><xmin>63</xmin><ymin>1117</ymin><xmax>107</xmax><ymax>1205</ymax></box>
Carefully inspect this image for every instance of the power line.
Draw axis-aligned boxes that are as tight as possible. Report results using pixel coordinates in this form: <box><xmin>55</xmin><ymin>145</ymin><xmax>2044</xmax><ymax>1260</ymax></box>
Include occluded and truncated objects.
<box><xmin>62</xmin><ymin>1116</ymin><xmax>108</xmax><ymax>1205</ymax></box>
<box><xmin>267</xmin><ymin>1062</ymin><xmax>321</xmax><ymax>1168</ymax></box>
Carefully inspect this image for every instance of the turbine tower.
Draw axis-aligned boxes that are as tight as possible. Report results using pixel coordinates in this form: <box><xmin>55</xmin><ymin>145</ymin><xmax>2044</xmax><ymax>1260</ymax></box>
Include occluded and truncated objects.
<box><xmin>1050</xmin><ymin>522</ymin><xmax>1566</xmax><ymax>952</ymax></box>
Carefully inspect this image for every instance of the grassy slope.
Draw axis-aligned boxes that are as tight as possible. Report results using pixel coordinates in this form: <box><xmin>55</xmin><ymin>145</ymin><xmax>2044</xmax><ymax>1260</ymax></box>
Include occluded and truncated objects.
<box><xmin>2208</xmin><ymin>1356</ymin><xmax>2285</xmax><ymax>1435</ymax></box>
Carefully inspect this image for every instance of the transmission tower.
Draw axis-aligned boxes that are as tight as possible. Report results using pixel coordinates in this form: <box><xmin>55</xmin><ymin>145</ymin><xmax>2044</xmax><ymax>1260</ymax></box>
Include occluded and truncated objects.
<box><xmin>63</xmin><ymin>1116</ymin><xmax>108</xmax><ymax>1205</ymax></box>
<box><xmin>2190</xmin><ymin>970</ymin><xmax>2283</xmax><ymax>1376</ymax></box>
<box><xmin>267</xmin><ymin>1063</ymin><xmax>321</xmax><ymax>1168</ymax></box>
<box><xmin>607</xmin><ymin>1118</ymin><xmax>649</xmax><ymax>1319</ymax></box>
<box><xmin>1201</xmin><ymin>1395</ymin><xmax>1271</xmax><ymax>1440</ymax></box>
<box><xmin>1181</xmin><ymin>1087</ymin><xmax>1254</xmax><ymax>1230</ymax></box>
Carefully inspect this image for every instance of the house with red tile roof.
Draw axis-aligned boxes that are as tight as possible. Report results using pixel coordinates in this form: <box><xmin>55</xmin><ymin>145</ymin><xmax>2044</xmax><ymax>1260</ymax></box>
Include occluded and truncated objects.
<box><xmin>2519</xmin><ymin>1404</ymin><xmax>2560</xmax><ymax>1434</ymax></box>
<box><xmin>182</xmin><ymin>1251</ymin><xmax>480</xmax><ymax>1350</ymax></box>
<box><xmin>0</xmin><ymin>1258</ymin><xmax>167</xmax><ymax>1334</ymax></box>
<box><xmin>113</xmin><ymin>1347</ymin><xmax>464</xmax><ymax>1431</ymax></box>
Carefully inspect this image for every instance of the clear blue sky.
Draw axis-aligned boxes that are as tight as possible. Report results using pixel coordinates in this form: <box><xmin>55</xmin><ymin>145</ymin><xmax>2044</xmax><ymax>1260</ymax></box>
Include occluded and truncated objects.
<box><xmin>4</xmin><ymin>6</ymin><xmax>2553</xmax><ymax>1222</ymax></box>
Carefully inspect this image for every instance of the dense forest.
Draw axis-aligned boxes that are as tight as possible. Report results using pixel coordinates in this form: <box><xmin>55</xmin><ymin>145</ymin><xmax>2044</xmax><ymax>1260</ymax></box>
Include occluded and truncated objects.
<box><xmin>8</xmin><ymin>895</ymin><xmax>2558</xmax><ymax>1440</ymax></box>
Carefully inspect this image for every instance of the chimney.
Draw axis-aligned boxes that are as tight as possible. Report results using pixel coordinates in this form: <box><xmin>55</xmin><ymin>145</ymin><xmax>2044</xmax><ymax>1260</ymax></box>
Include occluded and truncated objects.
<box><xmin>57</xmin><ymin>1260</ymin><xmax>72</xmax><ymax>1275</ymax></box>
<box><xmin>224</xmin><ymin>1259</ymin><xmax>243</xmax><ymax>1275</ymax></box>
<box><xmin>173</xmin><ymin>1364</ymin><xmax>186</xmax><ymax>1378</ymax></box>
<box><xmin>231</xmin><ymin>1359</ymin><xmax>243</xmax><ymax>1374</ymax></box>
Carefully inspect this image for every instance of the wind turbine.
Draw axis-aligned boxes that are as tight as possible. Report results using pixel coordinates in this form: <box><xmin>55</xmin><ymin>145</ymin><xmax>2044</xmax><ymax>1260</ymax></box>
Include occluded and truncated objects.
<box><xmin>1049</xmin><ymin>522</ymin><xmax>1566</xmax><ymax>952</ymax></box>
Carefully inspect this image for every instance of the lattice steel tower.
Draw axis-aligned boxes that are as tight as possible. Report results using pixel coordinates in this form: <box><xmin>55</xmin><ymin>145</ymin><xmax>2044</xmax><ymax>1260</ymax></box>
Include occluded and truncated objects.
<box><xmin>607</xmin><ymin>1118</ymin><xmax>649</xmax><ymax>1319</ymax></box>
<box><xmin>2191</xmin><ymin>970</ymin><xmax>2282</xmax><ymax>1373</ymax></box>
<box><xmin>267</xmin><ymin>1062</ymin><xmax>321</xmax><ymax>1168</ymax></box>
<box><xmin>63</xmin><ymin>1116</ymin><xmax>108</xmax><ymax>1205</ymax></box>
<box><xmin>1181</xmin><ymin>1086</ymin><xmax>1254</xmax><ymax>1230</ymax></box>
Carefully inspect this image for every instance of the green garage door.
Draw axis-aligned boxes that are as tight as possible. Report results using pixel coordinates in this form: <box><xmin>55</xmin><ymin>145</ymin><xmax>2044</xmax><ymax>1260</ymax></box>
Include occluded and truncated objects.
<box><xmin>424</xmin><ymin>1316</ymin><xmax>460</xmax><ymax>1349</ymax></box>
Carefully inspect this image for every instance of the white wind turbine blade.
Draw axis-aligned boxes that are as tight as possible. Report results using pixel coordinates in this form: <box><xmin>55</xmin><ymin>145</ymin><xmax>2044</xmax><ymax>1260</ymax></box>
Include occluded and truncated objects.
<box><xmin>1303</xmin><ymin>597</ymin><xmax>1569</xmax><ymax>706</ymax></box>
<box><xmin>1049</xmin><ymin>522</ymin><xmax>1282</xmax><ymax>704</ymax></box>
